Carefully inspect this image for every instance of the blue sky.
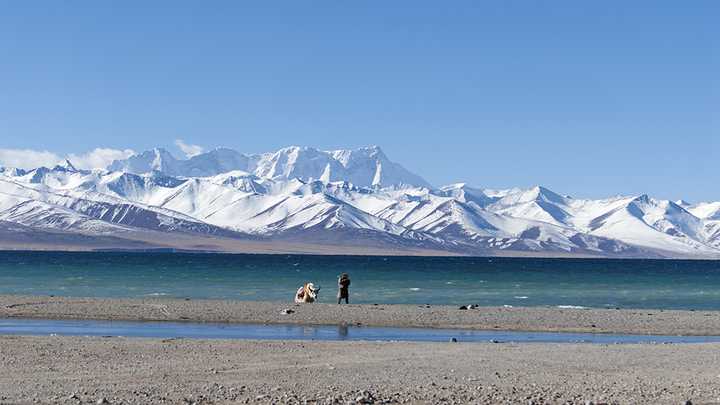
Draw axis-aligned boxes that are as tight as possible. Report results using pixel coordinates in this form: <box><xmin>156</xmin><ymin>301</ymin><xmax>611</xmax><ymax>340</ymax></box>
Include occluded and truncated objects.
<box><xmin>0</xmin><ymin>1</ymin><xmax>717</xmax><ymax>201</ymax></box>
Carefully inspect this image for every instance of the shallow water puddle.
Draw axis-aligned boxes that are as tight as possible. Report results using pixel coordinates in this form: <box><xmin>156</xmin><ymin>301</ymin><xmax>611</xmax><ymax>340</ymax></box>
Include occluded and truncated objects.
<box><xmin>1</xmin><ymin>318</ymin><xmax>719</xmax><ymax>344</ymax></box>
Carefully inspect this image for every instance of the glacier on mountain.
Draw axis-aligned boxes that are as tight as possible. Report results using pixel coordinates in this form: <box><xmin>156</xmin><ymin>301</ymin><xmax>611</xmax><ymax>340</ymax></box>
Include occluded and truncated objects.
<box><xmin>107</xmin><ymin>145</ymin><xmax>432</xmax><ymax>189</ymax></box>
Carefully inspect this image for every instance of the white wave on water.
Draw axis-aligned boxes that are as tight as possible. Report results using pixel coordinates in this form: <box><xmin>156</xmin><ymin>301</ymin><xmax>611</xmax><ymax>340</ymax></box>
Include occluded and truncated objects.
<box><xmin>514</xmin><ymin>296</ymin><xmax>529</xmax><ymax>299</ymax></box>
<box><xmin>409</xmin><ymin>288</ymin><xmax>421</xmax><ymax>291</ymax></box>
<box><xmin>145</xmin><ymin>292</ymin><xmax>169</xmax><ymax>296</ymax></box>
<box><xmin>557</xmin><ymin>305</ymin><xmax>586</xmax><ymax>309</ymax></box>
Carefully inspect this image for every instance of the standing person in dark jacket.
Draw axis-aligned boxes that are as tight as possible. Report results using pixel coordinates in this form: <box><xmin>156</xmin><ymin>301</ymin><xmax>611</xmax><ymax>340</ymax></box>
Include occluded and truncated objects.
<box><xmin>337</xmin><ymin>273</ymin><xmax>351</xmax><ymax>304</ymax></box>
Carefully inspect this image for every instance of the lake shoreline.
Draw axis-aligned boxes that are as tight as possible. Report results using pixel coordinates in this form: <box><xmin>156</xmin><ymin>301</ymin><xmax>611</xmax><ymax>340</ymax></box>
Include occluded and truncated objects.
<box><xmin>3</xmin><ymin>294</ymin><xmax>720</xmax><ymax>336</ymax></box>
<box><xmin>3</xmin><ymin>295</ymin><xmax>720</xmax><ymax>404</ymax></box>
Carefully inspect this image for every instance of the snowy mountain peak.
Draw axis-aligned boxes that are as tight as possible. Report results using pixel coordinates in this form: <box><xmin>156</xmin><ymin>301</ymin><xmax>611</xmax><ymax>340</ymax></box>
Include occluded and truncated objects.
<box><xmin>439</xmin><ymin>183</ymin><xmax>496</xmax><ymax>208</ymax></box>
<box><xmin>493</xmin><ymin>185</ymin><xmax>567</xmax><ymax>208</ymax></box>
<box><xmin>107</xmin><ymin>145</ymin><xmax>431</xmax><ymax>189</ymax></box>
<box><xmin>689</xmin><ymin>202</ymin><xmax>720</xmax><ymax>220</ymax></box>
<box><xmin>633</xmin><ymin>194</ymin><xmax>651</xmax><ymax>203</ymax></box>
<box><xmin>108</xmin><ymin>147</ymin><xmax>179</xmax><ymax>175</ymax></box>
<box><xmin>0</xmin><ymin>167</ymin><xmax>26</xmax><ymax>177</ymax></box>
<box><xmin>329</xmin><ymin>145</ymin><xmax>385</xmax><ymax>165</ymax></box>
<box><xmin>530</xmin><ymin>186</ymin><xmax>567</xmax><ymax>203</ymax></box>
<box><xmin>2</xmin><ymin>145</ymin><xmax>718</xmax><ymax>258</ymax></box>
<box><xmin>54</xmin><ymin>159</ymin><xmax>78</xmax><ymax>173</ymax></box>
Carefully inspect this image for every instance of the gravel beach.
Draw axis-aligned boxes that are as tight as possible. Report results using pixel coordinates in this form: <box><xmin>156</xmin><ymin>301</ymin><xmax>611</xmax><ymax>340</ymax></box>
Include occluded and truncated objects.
<box><xmin>2</xmin><ymin>295</ymin><xmax>720</xmax><ymax>404</ymax></box>
<box><xmin>2</xmin><ymin>295</ymin><xmax>720</xmax><ymax>335</ymax></box>
<box><xmin>1</xmin><ymin>336</ymin><xmax>719</xmax><ymax>405</ymax></box>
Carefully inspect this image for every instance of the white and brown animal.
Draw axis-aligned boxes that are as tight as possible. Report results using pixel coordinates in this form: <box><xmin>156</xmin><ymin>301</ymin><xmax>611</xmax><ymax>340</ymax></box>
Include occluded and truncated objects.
<box><xmin>294</xmin><ymin>283</ymin><xmax>320</xmax><ymax>303</ymax></box>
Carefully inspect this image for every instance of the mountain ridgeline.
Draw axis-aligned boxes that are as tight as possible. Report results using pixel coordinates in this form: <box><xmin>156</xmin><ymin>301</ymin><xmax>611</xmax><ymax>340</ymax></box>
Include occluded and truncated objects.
<box><xmin>1</xmin><ymin>146</ymin><xmax>718</xmax><ymax>258</ymax></box>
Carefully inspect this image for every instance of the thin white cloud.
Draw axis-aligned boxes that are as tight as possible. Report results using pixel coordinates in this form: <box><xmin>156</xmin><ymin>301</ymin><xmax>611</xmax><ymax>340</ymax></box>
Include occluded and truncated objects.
<box><xmin>0</xmin><ymin>148</ymin><xmax>135</xmax><ymax>170</ymax></box>
<box><xmin>175</xmin><ymin>139</ymin><xmax>204</xmax><ymax>158</ymax></box>
<box><xmin>0</xmin><ymin>148</ymin><xmax>62</xmax><ymax>169</ymax></box>
<box><xmin>68</xmin><ymin>148</ymin><xmax>135</xmax><ymax>170</ymax></box>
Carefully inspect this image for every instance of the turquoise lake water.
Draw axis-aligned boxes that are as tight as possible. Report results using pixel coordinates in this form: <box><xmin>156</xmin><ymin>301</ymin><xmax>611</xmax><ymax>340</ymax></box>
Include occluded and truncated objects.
<box><xmin>0</xmin><ymin>251</ymin><xmax>718</xmax><ymax>310</ymax></box>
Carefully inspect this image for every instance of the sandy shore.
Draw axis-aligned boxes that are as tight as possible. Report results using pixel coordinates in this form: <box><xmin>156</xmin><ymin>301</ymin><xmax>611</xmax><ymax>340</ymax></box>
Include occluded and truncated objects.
<box><xmin>1</xmin><ymin>335</ymin><xmax>718</xmax><ymax>405</ymax></box>
<box><xmin>2</xmin><ymin>295</ymin><xmax>720</xmax><ymax>335</ymax></box>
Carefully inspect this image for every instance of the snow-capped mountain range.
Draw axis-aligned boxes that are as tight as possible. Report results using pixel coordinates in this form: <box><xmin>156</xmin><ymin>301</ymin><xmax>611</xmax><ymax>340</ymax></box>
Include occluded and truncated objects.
<box><xmin>1</xmin><ymin>145</ymin><xmax>718</xmax><ymax>258</ymax></box>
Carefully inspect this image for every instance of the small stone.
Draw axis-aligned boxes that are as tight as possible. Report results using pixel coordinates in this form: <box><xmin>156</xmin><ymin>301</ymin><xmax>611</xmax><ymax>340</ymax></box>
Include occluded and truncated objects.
<box><xmin>685</xmin><ymin>401</ymin><xmax>693</xmax><ymax>405</ymax></box>
<box><xmin>281</xmin><ymin>309</ymin><xmax>295</xmax><ymax>315</ymax></box>
<box><xmin>355</xmin><ymin>392</ymin><xmax>374</xmax><ymax>404</ymax></box>
<box><xmin>96</xmin><ymin>399</ymin><xmax>109</xmax><ymax>405</ymax></box>
<box><xmin>450</xmin><ymin>337</ymin><xmax>457</xmax><ymax>342</ymax></box>
<box><xmin>458</xmin><ymin>305</ymin><xmax>468</xmax><ymax>310</ymax></box>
